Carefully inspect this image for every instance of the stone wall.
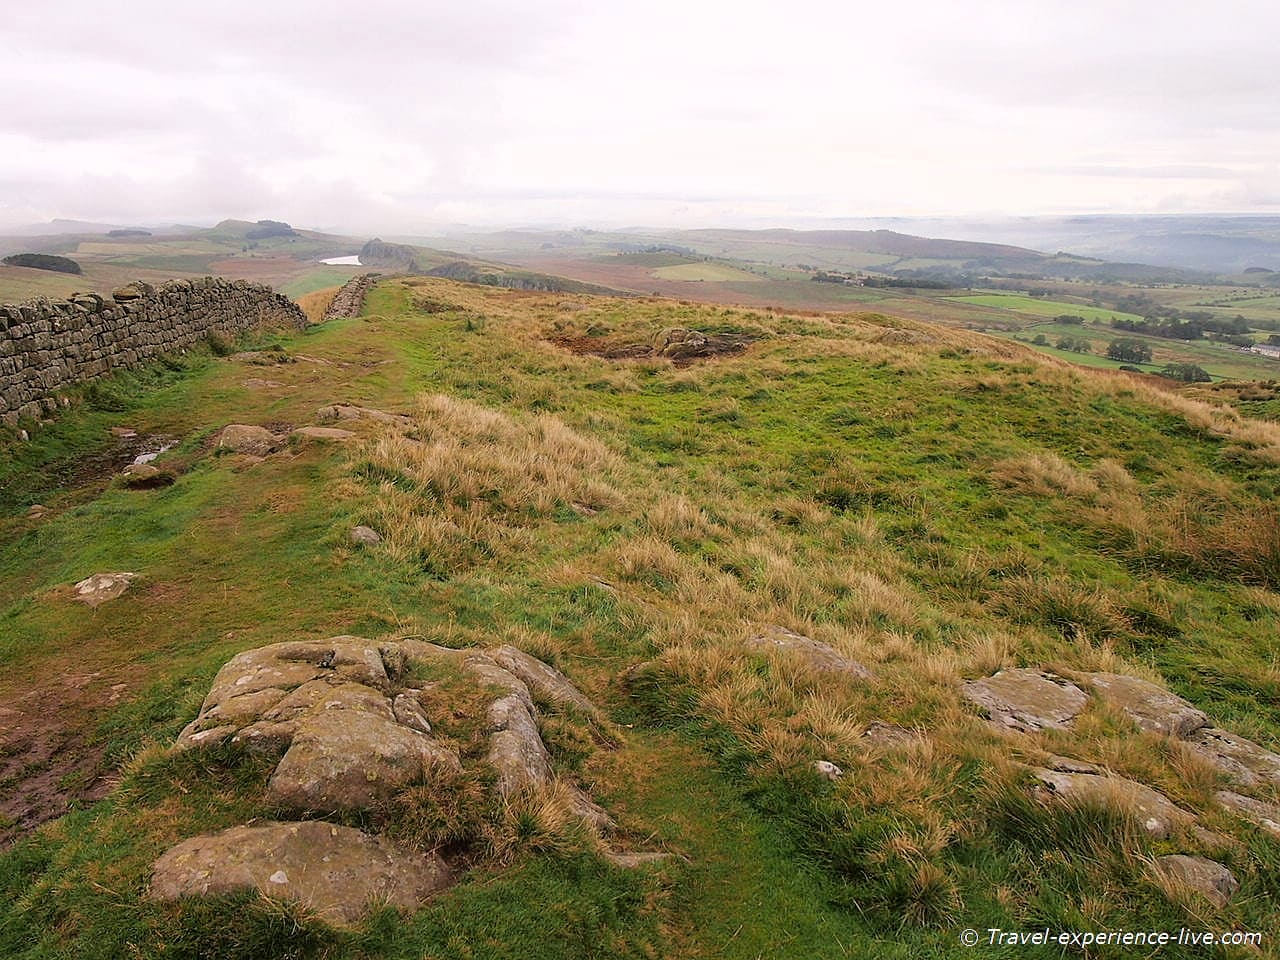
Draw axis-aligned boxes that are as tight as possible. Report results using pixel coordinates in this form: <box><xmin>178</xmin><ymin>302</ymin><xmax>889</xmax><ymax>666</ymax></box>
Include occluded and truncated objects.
<box><xmin>323</xmin><ymin>273</ymin><xmax>380</xmax><ymax>321</ymax></box>
<box><xmin>0</xmin><ymin>277</ymin><xmax>306</xmax><ymax>423</ymax></box>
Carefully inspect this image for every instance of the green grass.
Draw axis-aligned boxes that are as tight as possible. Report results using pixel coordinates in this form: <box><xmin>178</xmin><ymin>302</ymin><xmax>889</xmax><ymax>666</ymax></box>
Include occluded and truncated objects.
<box><xmin>944</xmin><ymin>292</ymin><xmax>1147</xmax><ymax>325</ymax></box>
<box><xmin>2</xmin><ymin>277</ymin><xmax>1279</xmax><ymax>957</ymax></box>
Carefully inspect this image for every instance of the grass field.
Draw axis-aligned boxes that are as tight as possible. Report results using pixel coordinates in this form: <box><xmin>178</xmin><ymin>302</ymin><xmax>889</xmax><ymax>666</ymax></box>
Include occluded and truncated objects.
<box><xmin>945</xmin><ymin>292</ymin><xmax>1148</xmax><ymax>325</ymax></box>
<box><xmin>652</xmin><ymin>262</ymin><xmax>765</xmax><ymax>282</ymax></box>
<box><xmin>2</xmin><ymin>277</ymin><xmax>1280</xmax><ymax>957</ymax></box>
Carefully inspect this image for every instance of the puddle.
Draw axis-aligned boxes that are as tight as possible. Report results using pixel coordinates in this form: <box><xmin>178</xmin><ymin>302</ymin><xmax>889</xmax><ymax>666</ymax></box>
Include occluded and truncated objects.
<box><xmin>132</xmin><ymin>441</ymin><xmax>176</xmax><ymax>465</ymax></box>
<box><xmin>320</xmin><ymin>255</ymin><xmax>362</xmax><ymax>265</ymax></box>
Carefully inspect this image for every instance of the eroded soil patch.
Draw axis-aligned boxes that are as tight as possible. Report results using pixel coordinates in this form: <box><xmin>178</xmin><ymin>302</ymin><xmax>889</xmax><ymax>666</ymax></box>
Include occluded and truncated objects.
<box><xmin>0</xmin><ymin>672</ymin><xmax>128</xmax><ymax>847</ymax></box>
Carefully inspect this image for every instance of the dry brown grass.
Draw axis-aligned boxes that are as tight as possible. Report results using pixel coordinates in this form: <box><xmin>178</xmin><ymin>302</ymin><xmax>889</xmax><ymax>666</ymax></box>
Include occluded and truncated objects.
<box><xmin>358</xmin><ymin>393</ymin><xmax>622</xmax><ymax>571</ymax></box>
<box><xmin>296</xmin><ymin>285</ymin><xmax>341</xmax><ymax>324</ymax></box>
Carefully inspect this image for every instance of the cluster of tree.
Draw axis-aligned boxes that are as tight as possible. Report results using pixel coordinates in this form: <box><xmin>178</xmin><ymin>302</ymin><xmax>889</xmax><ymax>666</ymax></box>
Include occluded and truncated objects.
<box><xmin>2</xmin><ymin>253</ymin><xmax>82</xmax><ymax>275</ymax></box>
<box><xmin>1111</xmin><ymin>314</ymin><xmax>1250</xmax><ymax>342</ymax></box>
<box><xmin>1107</xmin><ymin>338</ymin><xmax>1153</xmax><ymax>363</ymax></box>
<box><xmin>107</xmin><ymin>228</ymin><xmax>151</xmax><ymax>238</ymax></box>
<box><xmin>1056</xmin><ymin>314</ymin><xmax>1085</xmax><ymax>324</ymax></box>
<box><xmin>1055</xmin><ymin>335</ymin><xmax>1092</xmax><ymax>354</ymax></box>
<box><xmin>245</xmin><ymin>219</ymin><xmax>297</xmax><ymax>240</ymax></box>
<box><xmin>811</xmin><ymin>271</ymin><xmax>860</xmax><ymax>284</ymax></box>
<box><xmin>862</xmin><ymin>276</ymin><xmax>952</xmax><ymax>290</ymax></box>
<box><xmin>1159</xmin><ymin>363</ymin><xmax>1212</xmax><ymax>382</ymax></box>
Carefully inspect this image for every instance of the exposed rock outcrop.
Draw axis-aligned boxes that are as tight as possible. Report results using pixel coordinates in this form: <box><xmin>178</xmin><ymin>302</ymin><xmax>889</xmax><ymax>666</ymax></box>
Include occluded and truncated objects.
<box><xmin>961</xmin><ymin>669</ymin><xmax>1087</xmax><ymax>732</ymax></box>
<box><xmin>1077</xmin><ymin>672</ymin><xmax>1209</xmax><ymax>738</ymax></box>
<box><xmin>1029</xmin><ymin>766</ymin><xmax>1196</xmax><ymax>839</ymax></box>
<box><xmin>744</xmin><ymin>627</ymin><xmax>872</xmax><ymax>680</ymax></box>
<box><xmin>1153</xmin><ymin>854</ymin><xmax>1238</xmax><ymax>908</ymax></box>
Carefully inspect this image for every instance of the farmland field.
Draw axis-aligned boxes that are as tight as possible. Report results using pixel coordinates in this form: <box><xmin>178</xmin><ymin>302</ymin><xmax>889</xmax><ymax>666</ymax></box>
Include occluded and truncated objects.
<box><xmin>652</xmin><ymin>262</ymin><xmax>765</xmax><ymax>282</ymax></box>
<box><xmin>945</xmin><ymin>292</ymin><xmax>1147</xmax><ymax>325</ymax></box>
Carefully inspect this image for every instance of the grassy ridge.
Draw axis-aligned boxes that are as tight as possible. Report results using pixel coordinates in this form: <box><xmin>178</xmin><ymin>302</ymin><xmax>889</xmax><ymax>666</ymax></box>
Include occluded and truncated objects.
<box><xmin>1</xmin><ymin>279</ymin><xmax>1278</xmax><ymax>956</ymax></box>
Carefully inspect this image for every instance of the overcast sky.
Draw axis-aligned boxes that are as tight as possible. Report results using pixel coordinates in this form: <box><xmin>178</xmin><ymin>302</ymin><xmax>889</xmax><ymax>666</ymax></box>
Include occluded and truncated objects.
<box><xmin>2</xmin><ymin>0</ymin><xmax>1278</xmax><ymax>232</ymax></box>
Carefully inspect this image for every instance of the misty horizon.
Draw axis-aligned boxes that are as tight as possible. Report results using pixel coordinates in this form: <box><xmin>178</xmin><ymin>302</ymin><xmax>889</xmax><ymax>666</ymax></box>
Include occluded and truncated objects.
<box><xmin>3</xmin><ymin>1</ymin><xmax>1279</xmax><ymax>234</ymax></box>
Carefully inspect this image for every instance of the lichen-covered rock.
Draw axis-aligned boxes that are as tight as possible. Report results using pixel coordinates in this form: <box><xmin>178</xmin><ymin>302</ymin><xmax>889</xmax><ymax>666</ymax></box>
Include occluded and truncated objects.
<box><xmin>744</xmin><ymin>627</ymin><xmax>872</xmax><ymax>680</ymax></box>
<box><xmin>1216</xmin><ymin>790</ymin><xmax>1280</xmax><ymax>836</ymax></box>
<box><xmin>490</xmin><ymin>645</ymin><xmax>598</xmax><ymax>717</ymax></box>
<box><xmin>1077</xmin><ymin>672</ymin><xmax>1209</xmax><ymax>738</ymax></box>
<box><xmin>860</xmin><ymin>722</ymin><xmax>921</xmax><ymax>747</ymax></box>
<box><xmin>292</xmin><ymin>426</ymin><xmax>357</xmax><ymax>441</ymax></box>
<box><xmin>268</xmin><ymin>706</ymin><xmax>460</xmax><ymax>812</ymax></box>
<box><xmin>318</xmin><ymin>403</ymin><xmax>411</xmax><ymax>427</ymax></box>
<box><xmin>1153</xmin><ymin>854</ymin><xmax>1238</xmax><ymax>908</ymax></box>
<box><xmin>119</xmin><ymin>462</ymin><xmax>174</xmax><ymax>489</ymax></box>
<box><xmin>654</xmin><ymin>327</ymin><xmax>710</xmax><ymax>359</ymax></box>
<box><xmin>1029</xmin><ymin>767</ymin><xmax>1196</xmax><ymax>838</ymax></box>
<box><xmin>148</xmin><ymin>820</ymin><xmax>451</xmax><ymax>924</ymax></box>
<box><xmin>350</xmin><ymin>525</ymin><xmax>382</xmax><ymax>545</ymax></box>
<box><xmin>962</xmin><ymin>669</ymin><xmax>1087</xmax><ymax>732</ymax></box>
<box><xmin>217</xmin><ymin>424</ymin><xmax>280</xmax><ymax>457</ymax></box>
<box><xmin>486</xmin><ymin>693</ymin><xmax>553</xmax><ymax>796</ymax></box>
<box><xmin>72</xmin><ymin>572</ymin><xmax>136</xmax><ymax>607</ymax></box>
<box><xmin>1186</xmin><ymin>727</ymin><xmax>1280</xmax><ymax>788</ymax></box>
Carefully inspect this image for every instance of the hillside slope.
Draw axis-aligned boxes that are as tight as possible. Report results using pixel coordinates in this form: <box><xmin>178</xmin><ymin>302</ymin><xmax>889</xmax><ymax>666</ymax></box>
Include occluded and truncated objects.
<box><xmin>1</xmin><ymin>279</ymin><xmax>1279</xmax><ymax>958</ymax></box>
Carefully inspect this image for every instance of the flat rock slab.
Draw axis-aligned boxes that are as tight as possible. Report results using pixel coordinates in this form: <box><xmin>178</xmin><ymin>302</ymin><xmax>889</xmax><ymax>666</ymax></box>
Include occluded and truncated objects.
<box><xmin>318</xmin><ymin>403</ymin><xmax>412</xmax><ymax>427</ymax></box>
<box><xmin>1186</xmin><ymin>726</ymin><xmax>1280</xmax><ymax>788</ymax></box>
<box><xmin>1077</xmin><ymin>672</ymin><xmax>1209</xmax><ymax>738</ymax></box>
<box><xmin>860</xmin><ymin>722</ymin><xmax>922</xmax><ymax>748</ymax></box>
<box><xmin>218</xmin><ymin>424</ymin><xmax>281</xmax><ymax>457</ymax></box>
<box><xmin>149</xmin><ymin>820</ymin><xmax>451</xmax><ymax>924</ymax></box>
<box><xmin>962</xmin><ymin>669</ymin><xmax>1087</xmax><ymax>732</ymax></box>
<box><xmin>1216</xmin><ymin>790</ymin><xmax>1280</xmax><ymax>836</ymax></box>
<box><xmin>72</xmin><ymin>572</ymin><xmax>137</xmax><ymax>607</ymax></box>
<box><xmin>744</xmin><ymin>627</ymin><xmax>872</xmax><ymax>680</ymax></box>
<box><xmin>1154</xmin><ymin>854</ymin><xmax>1238</xmax><ymax>908</ymax></box>
<box><xmin>1029</xmin><ymin>767</ymin><xmax>1196</xmax><ymax>838</ymax></box>
<box><xmin>292</xmin><ymin>426</ymin><xmax>357</xmax><ymax>441</ymax></box>
<box><xmin>350</xmin><ymin>525</ymin><xmax>382</xmax><ymax>545</ymax></box>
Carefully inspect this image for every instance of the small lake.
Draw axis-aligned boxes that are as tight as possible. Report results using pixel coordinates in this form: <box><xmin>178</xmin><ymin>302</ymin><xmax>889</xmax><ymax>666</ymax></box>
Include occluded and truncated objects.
<box><xmin>319</xmin><ymin>255</ymin><xmax>362</xmax><ymax>265</ymax></box>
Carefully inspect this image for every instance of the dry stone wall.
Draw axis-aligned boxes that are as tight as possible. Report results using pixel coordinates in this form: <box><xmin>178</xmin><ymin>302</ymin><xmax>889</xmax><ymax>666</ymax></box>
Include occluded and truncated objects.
<box><xmin>0</xmin><ymin>277</ymin><xmax>306</xmax><ymax>423</ymax></box>
<box><xmin>323</xmin><ymin>273</ymin><xmax>380</xmax><ymax>320</ymax></box>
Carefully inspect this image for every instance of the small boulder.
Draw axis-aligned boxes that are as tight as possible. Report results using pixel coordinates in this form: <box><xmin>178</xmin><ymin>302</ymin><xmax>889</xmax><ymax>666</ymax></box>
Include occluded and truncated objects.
<box><xmin>148</xmin><ymin>820</ymin><xmax>451</xmax><ymax>924</ymax></box>
<box><xmin>744</xmin><ymin>627</ymin><xmax>872</xmax><ymax>680</ymax></box>
<box><xmin>1077</xmin><ymin>672</ymin><xmax>1209</xmax><ymax>738</ymax></box>
<box><xmin>119</xmin><ymin>463</ymin><xmax>174</xmax><ymax>489</ymax></box>
<box><xmin>962</xmin><ymin>669</ymin><xmax>1087</xmax><ymax>732</ymax></box>
<box><xmin>1153</xmin><ymin>854</ymin><xmax>1238</xmax><ymax>908</ymax></box>
<box><xmin>27</xmin><ymin>504</ymin><xmax>48</xmax><ymax>519</ymax></box>
<box><xmin>350</xmin><ymin>525</ymin><xmax>382</xmax><ymax>545</ymax></box>
<box><xmin>815</xmin><ymin>760</ymin><xmax>844</xmax><ymax>780</ymax></box>
<box><xmin>217</xmin><ymin>424</ymin><xmax>280</xmax><ymax>457</ymax></box>
<box><xmin>72</xmin><ymin>572</ymin><xmax>136</xmax><ymax>607</ymax></box>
